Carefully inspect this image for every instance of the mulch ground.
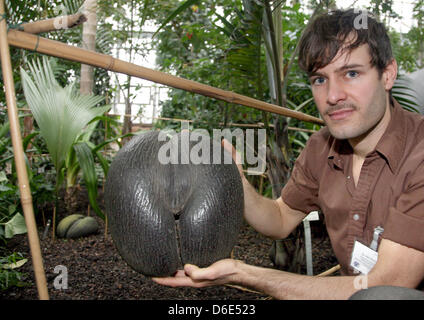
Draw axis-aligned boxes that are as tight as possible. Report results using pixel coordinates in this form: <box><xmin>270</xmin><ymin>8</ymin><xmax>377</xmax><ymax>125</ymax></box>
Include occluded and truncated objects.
<box><xmin>1</xmin><ymin>222</ymin><xmax>338</xmax><ymax>300</ymax></box>
<box><xmin>1</xmin><ymin>190</ymin><xmax>338</xmax><ymax>300</ymax></box>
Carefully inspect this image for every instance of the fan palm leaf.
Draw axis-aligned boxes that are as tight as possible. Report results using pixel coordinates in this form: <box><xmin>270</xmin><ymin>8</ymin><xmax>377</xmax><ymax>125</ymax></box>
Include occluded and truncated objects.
<box><xmin>393</xmin><ymin>74</ymin><xmax>423</xmax><ymax>114</ymax></box>
<box><xmin>20</xmin><ymin>57</ymin><xmax>110</xmax><ymax>177</ymax></box>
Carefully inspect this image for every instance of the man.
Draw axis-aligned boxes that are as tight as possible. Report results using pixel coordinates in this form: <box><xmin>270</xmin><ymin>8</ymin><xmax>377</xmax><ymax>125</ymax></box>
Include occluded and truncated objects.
<box><xmin>153</xmin><ymin>9</ymin><xmax>424</xmax><ymax>299</ymax></box>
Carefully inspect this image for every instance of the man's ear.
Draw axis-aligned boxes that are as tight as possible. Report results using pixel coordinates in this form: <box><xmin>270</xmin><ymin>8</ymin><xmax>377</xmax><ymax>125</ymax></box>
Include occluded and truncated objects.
<box><xmin>383</xmin><ymin>58</ymin><xmax>398</xmax><ymax>91</ymax></box>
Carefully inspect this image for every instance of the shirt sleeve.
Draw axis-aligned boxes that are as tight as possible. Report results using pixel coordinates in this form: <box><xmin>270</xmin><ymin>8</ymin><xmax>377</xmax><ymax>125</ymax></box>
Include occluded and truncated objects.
<box><xmin>383</xmin><ymin>161</ymin><xmax>424</xmax><ymax>252</ymax></box>
<box><xmin>281</xmin><ymin>135</ymin><xmax>321</xmax><ymax>215</ymax></box>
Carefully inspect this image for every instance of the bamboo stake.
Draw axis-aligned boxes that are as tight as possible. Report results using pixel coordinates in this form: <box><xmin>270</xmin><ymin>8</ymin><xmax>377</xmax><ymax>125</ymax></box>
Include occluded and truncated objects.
<box><xmin>20</xmin><ymin>13</ymin><xmax>87</xmax><ymax>34</ymax></box>
<box><xmin>51</xmin><ymin>206</ymin><xmax>56</xmax><ymax>242</ymax></box>
<box><xmin>0</xmin><ymin>1</ymin><xmax>49</xmax><ymax>300</ymax></box>
<box><xmin>104</xmin><ymin>213</ymin><xmax>108</xmax><ymax>239</ymax></box>
<box><xmin>7</xmin><ymin>29</ymin><xmax>324</xmax><ymax>126</ymax></box>
<box><xmin>316</xmin><ymin>264</ymin><xmax>341</xmax><ymax>277</ymax></box>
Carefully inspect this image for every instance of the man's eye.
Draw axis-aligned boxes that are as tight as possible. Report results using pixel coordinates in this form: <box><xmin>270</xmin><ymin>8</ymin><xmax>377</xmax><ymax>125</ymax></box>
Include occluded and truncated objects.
<box><xmin>346</xmin><ymin>70</ymin><xmax>359</xmax><ymax>78</ymax></box>
<box><xmin>312</xmin><ymin>77</ymin><xmax>325</xmax><ymax>85</ymax></box>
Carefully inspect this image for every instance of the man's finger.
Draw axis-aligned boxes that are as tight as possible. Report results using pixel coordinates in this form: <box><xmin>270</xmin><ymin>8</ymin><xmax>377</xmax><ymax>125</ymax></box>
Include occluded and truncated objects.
<box><xmin>152</xmin><ymin>274</ymin><xmax>211</xmax><ymax>288</ymax></box>
<box><xmin>221</xmin><ymin>139</ymin><xmax>243</xmax><ymax>172</ymax></box>
<box><xmin>152</xmin><ymin>275</ymin><xmax>196</xmax><ymax>287</ymax></box>
<box><xmin>184</xmin><ymin>264</ymin><xmax>217</xmax><ymax>281</ymax></box>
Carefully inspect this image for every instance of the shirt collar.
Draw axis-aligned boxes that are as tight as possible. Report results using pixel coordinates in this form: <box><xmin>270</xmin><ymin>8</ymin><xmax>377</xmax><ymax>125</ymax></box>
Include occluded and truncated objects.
<box><xmin>374</xmin><ymin>99</ymin><xmax>407</xmax><ymax>173</ymax></box>
<box><xmin>328</xmin><ymin>136</ymin><xmax>351</xmax><ymax>170</ymax></box>
<box><xmin>327</xmin><ymin>99</ymin><xmax>406</xmax><ymax>173</ymax></box>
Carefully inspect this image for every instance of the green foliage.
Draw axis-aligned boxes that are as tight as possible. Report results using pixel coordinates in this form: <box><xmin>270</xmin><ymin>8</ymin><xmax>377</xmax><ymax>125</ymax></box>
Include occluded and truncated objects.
<box><xmin>0</xmin><ymin>163</ymin><xmax>55</xmax><ymax>241</ymax></box>
<box><xmin>1</xmin><ymin>213</ymin><xmax>27</xmax><ymax>239</ymax></box>
<box><xmin>21</xmin><ymin>57</ymin><xmax>109</xmax><ymax>175</ymax></box>
<box><xmin>0</xmin><ymin>163</ymin><xmax>55</xmax><ymax>242</ymax></box>
<box><xmin>389</xmin><ymin>31</ymin><xmax>420</xmax><ymax>73</ymax></box>
<box><xmin>0</xmin><ymin>171</ymin><xmax>21</xmax><ymax>241</ymax></box>
<box><xmin>0</xmin><ymin>111</ymin><xmax>56</xmax><ymax>242</ymax></box>
<box><xmin>153</xmin><ymin>0</ymin><xmax>201</xmax><ymax>37</ymax></box>
<box><xmin>154</xmin><ymin>1</ymin><xmax>318</xmax><ymax>165</ymax></box>
<box><xmin>154</xmin><ymin>0</ymin><xmax>268</xmax><ymax>133</ymax></box>
<box><xmin>73</xmin><ymin>142</ymin><xmax>104</xmax><ymax>219</ymax></box>
<box><xmin>21</xmin><ymin>57</ymin><xmax>111</xmax><ymax>218</ymax></box>
<box><xmin>0</xmin><ymin>252</ymin><xmax>29</xmax><ymax>291</ymax></box>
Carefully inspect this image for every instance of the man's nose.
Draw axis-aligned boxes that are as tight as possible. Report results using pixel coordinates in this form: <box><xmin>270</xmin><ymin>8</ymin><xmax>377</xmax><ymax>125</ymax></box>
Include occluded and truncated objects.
<box><xmin>326</xmin><ymin>80</ymin><xmax>347</xmax><ymax>105</ymax></box>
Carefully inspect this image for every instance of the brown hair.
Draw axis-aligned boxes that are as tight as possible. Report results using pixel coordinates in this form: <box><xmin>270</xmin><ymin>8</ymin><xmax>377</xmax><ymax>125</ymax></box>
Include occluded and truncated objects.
<box><xmin>298</xmin><ymin>9</ymin><xmax>393</xmax><ymax>77</ymax></box>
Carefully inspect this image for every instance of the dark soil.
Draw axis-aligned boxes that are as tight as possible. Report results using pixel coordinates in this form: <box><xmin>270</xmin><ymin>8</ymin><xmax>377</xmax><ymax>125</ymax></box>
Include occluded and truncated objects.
<box><xmin>0</xmin><ymin>189</ymin><xmax>338</xmax><ymax>300</ymax></box>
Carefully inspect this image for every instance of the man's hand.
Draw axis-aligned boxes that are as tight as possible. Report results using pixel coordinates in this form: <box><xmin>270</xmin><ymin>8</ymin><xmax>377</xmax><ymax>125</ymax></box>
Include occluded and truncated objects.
<box><xmin>152</xmin><ymin>238</ymin><xmax>424</xmax><ymax>299</ymax></box>
<box><xmin>152</xmin><ymin>259</ymin><xmax>241</xmax><ymax>288</ymax></box>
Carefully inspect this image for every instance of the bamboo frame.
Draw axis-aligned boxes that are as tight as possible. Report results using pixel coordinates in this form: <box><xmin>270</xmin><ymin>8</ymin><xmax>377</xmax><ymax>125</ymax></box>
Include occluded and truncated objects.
<box><xmin>16</xmin><ymin>108</ymin><xmax>318</xmax><ymax>133</ymax></box>
<box><xmin>20</xmin><ymin>13</ymin><xmax>87</xmax><ymax>34</ymax></box>
<box><xmin>0</xmin><ymin>0</ymin><xmax>49</xmax><ymax>300</ymax></box>
<box><xmin>7</xmin><ymin>29</ymin><xmax>324</xmax><ymax>126</ymax></box>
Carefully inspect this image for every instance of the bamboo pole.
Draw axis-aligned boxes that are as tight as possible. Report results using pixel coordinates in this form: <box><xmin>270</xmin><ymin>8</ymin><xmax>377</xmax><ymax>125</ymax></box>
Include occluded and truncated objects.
<box><xmin>316</xmin><ymin>264</ymin><xmax>341</xmax><ymax>277</ymax></box>
<box><xmin>17</xmin><ymin>108</ymin><xmax>319</xmax><ymax>133</ymax></box>
<box><xmin>20</xmin><ymin>13</ymin><xmax>87</xmax><ymax>34</ymax></box>
<box><xmin>0</xmin><ymin>1</ymin><xmax>49</xmax><ymax>300</ymax></box>
<box><xmin>7</xmin><ymin>29</ymin><xmax>324</xmax><ymax>126</ymax></box>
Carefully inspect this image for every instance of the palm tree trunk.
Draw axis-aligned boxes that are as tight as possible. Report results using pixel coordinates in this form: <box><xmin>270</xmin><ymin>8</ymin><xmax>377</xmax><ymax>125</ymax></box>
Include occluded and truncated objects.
<box><xmin>72</xmin><ymin>0</ymin><xmax>97</xmax><ymax>213</ymax></box>
<box><xmin>122</xmin><ymin>75</ymin><xmax>133</xmax><ymax>143</ymax></box>
<box><xmin>262</xmin><ymin>0</ymin><xmax>305</xmax><ymax>273</ymax></box>
<box><xmin>80</xmin><ymin>0</ymin><xmax>97</xmax><ymax>95</ymax></box>
<box><xmin>121</xmin><ymin>0</ymin><xmax>136</xmax><ymax>144</ymax></box>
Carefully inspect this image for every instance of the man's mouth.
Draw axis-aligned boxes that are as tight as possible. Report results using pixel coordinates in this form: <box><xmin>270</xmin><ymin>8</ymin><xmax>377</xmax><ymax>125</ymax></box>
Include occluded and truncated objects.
<box><xmin>326</xmin><ymin>105</ymin><xmax>356</xmax><ymax>121</ymax></box>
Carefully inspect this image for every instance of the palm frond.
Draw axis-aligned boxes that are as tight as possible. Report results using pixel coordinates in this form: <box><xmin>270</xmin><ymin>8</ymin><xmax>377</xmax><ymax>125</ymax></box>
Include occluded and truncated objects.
<box><xmin>222</xmin><ymin>1</ymin><xmax>264</xmax><ymax>93</ymax></box>
<box><xmin>152</xmin><ymin>0</ymin><xmax>200</xmax><ymax>38</ymax></box>
<box><xmin>74</xmin><ymin>142</ymin><xmax>105</xmax><ymax>219</ymax></box>
<box><xmin>20</xmin><ymin>57</ymin><xmax>110</xmax><ymax>173</ymax></box>
<box><xmin>393</xmin><ymin>75</ymin><xmax>421</xmax><ymax>113</ymax></box>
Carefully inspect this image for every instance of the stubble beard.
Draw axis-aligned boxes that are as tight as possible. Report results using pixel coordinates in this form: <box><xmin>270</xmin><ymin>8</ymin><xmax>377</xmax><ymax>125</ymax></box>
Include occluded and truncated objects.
<box><xmin>322</xmin><ymin>102</ymin><xmax>360</xmax><ymax>140</ymax></box>
<box><xmin>325</xmin><ymin>100</ymin><xmax>388</xmax><ymax>142</ymax></box>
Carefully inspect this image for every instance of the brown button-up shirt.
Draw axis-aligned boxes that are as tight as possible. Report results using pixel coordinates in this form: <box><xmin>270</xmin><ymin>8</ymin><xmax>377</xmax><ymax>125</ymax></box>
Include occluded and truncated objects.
<box><xmin>281</xmin><ymin>100</ymin><xmax>424</xmax><ymax>276</ymax></box>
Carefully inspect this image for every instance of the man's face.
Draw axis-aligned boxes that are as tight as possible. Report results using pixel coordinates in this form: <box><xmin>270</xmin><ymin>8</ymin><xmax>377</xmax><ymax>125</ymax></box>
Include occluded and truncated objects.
<box><xmin>309</xmin><ymin>44</ymin><xmax>395</xmax><ymax>141</ymax></box>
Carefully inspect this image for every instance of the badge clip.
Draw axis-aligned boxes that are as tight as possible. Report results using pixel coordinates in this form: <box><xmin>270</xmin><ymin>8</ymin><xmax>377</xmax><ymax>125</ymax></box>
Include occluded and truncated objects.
<box><xmin>370</xmin><ymin>226</ymin><xmax>384</xmax><ymax>251</ymax></box>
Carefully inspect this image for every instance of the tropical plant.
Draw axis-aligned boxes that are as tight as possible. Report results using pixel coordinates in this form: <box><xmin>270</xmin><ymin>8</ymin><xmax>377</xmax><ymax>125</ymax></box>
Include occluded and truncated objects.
<box><xmin>0</xmin><ymin>252</ymin><xmax>29</xmax><ymax>291</ymax></box>
<box><xmin>0</xmin><ymin>115</ymin><xmax>55</xmax><ymax>241</ymax></box>
<box><xmin>0</xmin><ymin>166</ymin><xmax>24</xmax><ymax>242</ymax></box>
<box><xmin>20</xmin><ymin>57</ymin><xmax>111</xmax><ymax>219</ymax></box>
<box><xmin>392</xmin><ymin>76</ymin><xmax>421</xmax><ymax>114</ymax></box>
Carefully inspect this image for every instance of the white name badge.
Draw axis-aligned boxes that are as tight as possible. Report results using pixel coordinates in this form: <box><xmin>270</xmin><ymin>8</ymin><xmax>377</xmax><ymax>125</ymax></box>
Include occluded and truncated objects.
<box><xmin>350</xmin><ymin>241</ymin><xmax>378</xmax><ymax>275</ymax></box>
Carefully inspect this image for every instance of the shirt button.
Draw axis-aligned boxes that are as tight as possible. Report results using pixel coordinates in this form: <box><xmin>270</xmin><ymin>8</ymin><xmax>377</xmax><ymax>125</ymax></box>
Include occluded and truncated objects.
<box><xmin>353</xmin><ymin>214</ymin><xmax>359</xmax><ymax>221</ymax></box>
